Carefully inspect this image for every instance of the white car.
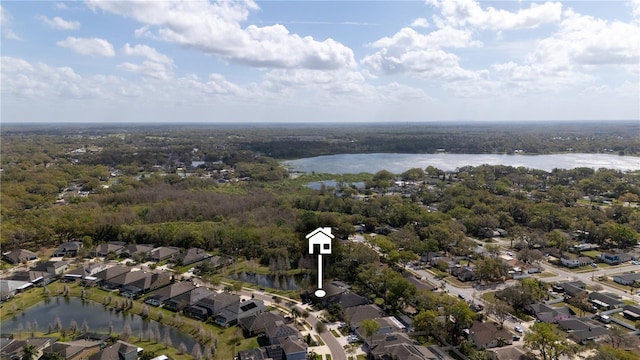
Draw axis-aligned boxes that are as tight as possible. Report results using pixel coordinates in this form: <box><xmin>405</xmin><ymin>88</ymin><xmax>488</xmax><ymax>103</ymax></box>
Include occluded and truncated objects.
<box><xmin>514</xmin><ymin>326</ymin><xmax>523</xmax><ymax>333</ymax></box>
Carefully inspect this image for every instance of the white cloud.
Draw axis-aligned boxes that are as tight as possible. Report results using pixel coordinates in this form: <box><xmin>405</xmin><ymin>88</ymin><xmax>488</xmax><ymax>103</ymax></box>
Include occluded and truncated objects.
<box><xmin>527</xmin><ymin>9</ymin><xmax>640</xmax><ymax>67</ymax></box>
<box><xmin>40</xmin><ymin>16</ymin><xmax>80</xmax><ymax>30</ymax></box>
<box><xmin>54</xmin><ymin>3</ymin><xmax>68</xmax><ymax>10</ymax></box>
<box><xmin>117</xmin><ymin>61</ymin><xmax>172</xmax><ymax>80</ymax></box>
<box><xmin>85</xmin><ymin>0</ymin><xmax>356</xmax><ymax>70</ymax></box>
<box><xmin>1</xmin><ymin>5</ymin><xmax>22</xmax><ymax>40</ymax></box>
<box><xmin>363</xmin><ymin>26</ymin><xmax>484</xmax><ymax>80</ymax></box>
<box><xmin>410</xmin><ymin>18</ymin><xmax>430</xmax><ymax>28</ymax></box>
<box><xmin>429</xmin><ymin>0</ymin><xmax>563</xmax><ymax>30</ymax></box>
<box><xmin>1</xmin><ymin>56</ymin><xmax>107</xmax><ymax>99</ymax></box>
<box><xmin>57</xmin><ymin>37</ymin><xmax>115</xmax><ymax>57</ymax></box>
<box><xmin>370</xmin><ymin>26</ymin><xmax>481</xmax><ymax>51</ymax></box>
<box><xmin>121</xmin><ymin>43</ymin><xmax>173</xmax><ymax>64</ymax></box>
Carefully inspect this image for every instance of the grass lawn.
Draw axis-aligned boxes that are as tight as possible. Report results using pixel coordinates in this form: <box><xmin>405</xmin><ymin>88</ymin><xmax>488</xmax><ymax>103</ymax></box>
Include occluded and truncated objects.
<box><xmin>330</xmin><ymin>329</ymin><xmax>340</xmax><ymax>338</ymax></box>
<box><xmin>581</xmin><ymin>250</ymin><xmax>601</xmax><ymax>259</ymax></box>
<box><xmin>537</xmin><ymin>271</ymin><xmax>558</xmax><ymax>278</ymax></box>
<box><xmin>481</xmin><ymin>291</ymin><xmax>496</xmax><ymax>304</ymax></box>
<box><xmin>596</xmin><ymin>263</ymin><xmax>612</xmax><ymax>268</ymax></box>
<box><xmin>445</xmin><ymin>277</ymin><xmax>472</xmax><ymax>288</ymax></box>
<box><xmin>357</xmin><ymin>355</ymin><xmax>367</xmax><ymax>360</ymax></box>
<box><xmin>326</xmin><ymin>355</ymin><xmax>332</xmax><ymax>360</ymax></box>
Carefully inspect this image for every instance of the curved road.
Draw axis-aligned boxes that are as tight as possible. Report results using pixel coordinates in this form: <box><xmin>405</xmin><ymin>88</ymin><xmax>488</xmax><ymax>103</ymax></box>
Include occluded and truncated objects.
<box><xmin>192</xmin><ymin>278</ymin><xmax>346</xmax><ymax>360</ymax></box>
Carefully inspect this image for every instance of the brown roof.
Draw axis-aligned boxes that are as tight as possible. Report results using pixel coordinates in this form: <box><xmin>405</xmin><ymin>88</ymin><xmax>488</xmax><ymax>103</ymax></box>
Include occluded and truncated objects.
<box><xmin>469</xmin><ymin>321</ymin><xmax>512</xmax><ymax>347</ymax></box>
<box><xmin>343</xmin><ymin>304</ymin><xmax>386</xmax><ymax>326</ymax></box>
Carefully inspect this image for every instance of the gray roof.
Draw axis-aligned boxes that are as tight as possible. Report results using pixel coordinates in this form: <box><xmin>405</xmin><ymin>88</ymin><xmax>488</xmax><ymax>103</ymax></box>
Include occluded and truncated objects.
<box><xmin>2</xmin><ymin>249</ymin><xmax>37</xmax><ymax>263</ymax></box>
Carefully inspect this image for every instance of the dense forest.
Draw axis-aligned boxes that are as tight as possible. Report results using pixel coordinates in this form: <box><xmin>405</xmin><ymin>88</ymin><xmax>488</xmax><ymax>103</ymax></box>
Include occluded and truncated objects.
<box><xmin>2</xmin><ymin>122</ymin><xmax>639</xmax><ymax>284</ymax></box>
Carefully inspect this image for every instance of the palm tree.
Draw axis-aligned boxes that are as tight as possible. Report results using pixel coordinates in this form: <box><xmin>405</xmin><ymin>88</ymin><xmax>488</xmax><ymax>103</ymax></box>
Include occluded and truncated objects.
<box><xmin>290</xmin><ymin>307</ymin><xmax>301</xmax><ymax>325</ymax></box>
<box><xmin>21</xmin><ymin>344</ymin><xmax>36</xmax><ymax>360</ymax></box>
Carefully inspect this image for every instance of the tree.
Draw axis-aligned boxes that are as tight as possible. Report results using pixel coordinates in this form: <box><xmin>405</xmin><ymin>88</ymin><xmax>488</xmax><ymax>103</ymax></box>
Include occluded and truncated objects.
<box><xmin>21</xmin><ymin>344</ymin><xmax>36</xmax><ymax>360</ymax></box>
<box><xmin>486</xmin><ymin>300</ymin><xmax>513</xmax><ymax>329</ymax></box>
<box><xmin>315</xmin><ymin>321</ymin><xmax>327</xmax><ymax>334</ymax></box>
<box><xmin>445</xmin><ymin>301</ymin><xmax>475</xmax><ymax>344</ymax></box>
<box><xmin>178</xmin><ymin>342</ymin><xmax>187</xmax><ymax>354</ymax></box>
<box><xmin>524</xmin><ymin>322</ymin><xmax>567</xmax><ymax>360</ymax></box>
<box><xmin>361</xmin><ymin>319</ymin><xmax>380</xmax><ymax>349</ymax></box>
<box><xmin>414</xmin><ymin>309</ymin><xmax>440</xmax><ymax>337</ymax></box>
<box><xmin>587</xmin><ymin>345</ymin><xmax>639</xmax><ymax>360</ymax></box>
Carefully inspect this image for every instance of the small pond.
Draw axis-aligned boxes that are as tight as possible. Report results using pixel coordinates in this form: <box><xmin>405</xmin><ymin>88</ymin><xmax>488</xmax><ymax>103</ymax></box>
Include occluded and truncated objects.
<box><xmin>305</xmin><ymin>180</ymin><xmax>365</xmax><ymax>190</ymax></box>
<box><xmin>228</xmin><ymin>272</ymin><xmax>312</xmax><ymax>291</ymax></box>
<box><xmin>2</xmin><ymin>297</ymin><xmax>196</xmax><ymax>349</ymax></box>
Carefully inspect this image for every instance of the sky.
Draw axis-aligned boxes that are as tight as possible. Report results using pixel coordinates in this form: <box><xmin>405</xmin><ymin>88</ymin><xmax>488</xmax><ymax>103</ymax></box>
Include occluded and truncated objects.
<box><xmin>1</xmin><ymin>0</ymin><xmax>639</xmax><ymax>123</ymax></box>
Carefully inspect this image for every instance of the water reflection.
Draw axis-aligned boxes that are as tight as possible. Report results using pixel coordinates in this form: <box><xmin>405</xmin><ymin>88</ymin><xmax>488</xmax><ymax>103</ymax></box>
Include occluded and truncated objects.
<box><xmin>2</xmin><ymin>297</ymin><xmax>195</xmax><ymax>349</ymax></box>
<box><xmin>230</xmin><ymin>272</ymin><xmax>311</xmax><ymax>291</ymax></box>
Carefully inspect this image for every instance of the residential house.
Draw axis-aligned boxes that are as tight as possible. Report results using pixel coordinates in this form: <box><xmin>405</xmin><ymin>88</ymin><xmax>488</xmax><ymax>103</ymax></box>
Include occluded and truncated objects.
<box><xmin>450</xmin><ymin>266</ymin><xmax>475</xmax><ymax>282</ymax></box>
<box><xmin>552</xmin><ymin>281</ymin><xmax>586</xmax><ymax>298</ymax></box>
<box><xmin>88</xmin><ymin>340</ymin><xmax>140</xmax><ymax>360</ymax></box>
<box><xmin>600</xmin><ymin>252</ymin><xmax>632</xmax><ymax>265</ymax></box>
<box><xmin>279</xmin><ymin>336</ymin><xmax>308</xmax><ymax>360</ymax></box>
<box><xmin>238</xmin><ymin>342</ymin><xmax>307</xmax><ymax>360</ymax></box>
<box><xmin>0</xmin><ymin>337</ymin><xmax>53</xmax><ymax>360</ymax></box>
<box><xmin>343</xmin><ymin>304</ymin><xmax>386</xmax><ymax>329</ymax></box>
<box><xmin>0</xmin><ymin>280</ymin><xmax>31</xmax><ymax>302</ymax></box>
<box><xmin>214</xmin><ymin>298</ymin><xmax>266</xmax><ymax>327</ymax></box>
<box><xmin>90</xmin><ymin>243</ymin><xmax>125</xmax><ymax>258</ymax></box>
<box><xmin>106</xmin><ymin>271</ymin><xmax>172</xmax><ymax>297</ymax></box>
<box><xmin>145</xmin><ymin>281</ymin><xmax>196</xmax><ymax>307</ymax></box>
<box><xmin>176</xmin><ymin>248</ymin><xmax>211</xmax><ymax>266</ymax></box>
<box><xmin>10</xmin><ymin>270</ymin><xmax>54</xmax><ymax>286</ymax></box>
<box><xmin>466</xmin><ymin>321</ymin><xmax>513</xmax><ymax>349</ymax></box>
<box><xmin>42</xmin><ymin>339</ymin><xmax>103</xmax><ymax>360</ymax></box>
<box><xmin>149</xmin><ymin>247</ymin><xmax>180</xmax><ymax>262</ymax></box>
<box><xmin>560</xmin><ymin>256</ymin><xmax>593</xmax><ymax>268</ymax></box>
<box><xmin>32</xmin><ymin>260</ymin><xmax>69</xmax><ymax>276</ymax></box>
<box><xmin>93</xmin><ymin>266</ymin><xmax>131</xmax><ymax>284</ymax></box>
<box><xmin>119</xmin><ymin>244</ymin><xmax>154</xmax><ymax>259</ymax></box>
<box><xmin>557</xmin><ymin>319</ymin><xmax>610</xmax><ymax>344</ymax></box>
<box><xmin>65</xmin><ymin>264</ymin><xmax>108</xmax><ymax>282</ymax></box>
<box><xmin>240</xmin><ymin>311</ymin><xmax>287</xmax><ymax>336</ymax></box>
<box><xmin>612</xmin><ymin>273</ymin><xmax>640</xmax><ymax>286</ymax></box>
<box><xmin>588</xmin><ymin>292</ymin><xmax>624</xmax><ymax>310</ymax></box>
<box><xmin>198</xmin><ymin>255</ymin><xmax>232</xmax><ymax>270</ymax></box>
<box><xmin>184</xmin><ymin>292</ymin><xmax>239</xmax><ymax>321</ymax></box>
<box><xmin>328</xmin><ymin>292</ymin><xmax>369</xmax><ymax>310</ymax></box>
<box><xmin>488</xmin><ymin>346</ymin><xmax>528</xmax><ymax>360</ymax></box>
<box><xmin>622</xmin><ymin>304</ymin><xmax>640</xmax><ymax>321</ymax></box>
<box><xmin>355</xmin><ymin>317</ymin><xmax>405</xmax><ymax>339</ymax></box>
<box><xmin>53</xmin><ymin>241</ymin><xmax>83</xmax><ymax>257</ymax></box>
<box><xmin>164</xmin><ymin>287</ymin><xmax>214</xmax><ymax>312</ymax></box>
<box><xmin>525</xmin><ymin>303</ymin><xmax>573</xmax><ymax>323</ymax></box>
<box><xmin>265</xmin><ymin>320</ymin><xmax>302</xmax><ymax>345</ymax></box>
<box><xmin>2</xmin><ymin>249</ymin><xmax>37</xmax><ymax>264</ymax></box>
<box><xmin>366</xmin><ymin>332</ymin><xmax>439</xmax><ymax>360</ymax></box>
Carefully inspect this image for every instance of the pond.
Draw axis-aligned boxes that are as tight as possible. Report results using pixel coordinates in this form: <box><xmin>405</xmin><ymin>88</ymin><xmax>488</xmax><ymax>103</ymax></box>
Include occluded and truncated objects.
<box><xmin>283</xmin><ymin>153</ymin><xmax>640</xmax><ymax>174</ymax></box>
<box><xmin>2</xmin><ymin>297</ymin><xmax>196</xmax><ymax>349</ymax></box>
<box><xmin>228</xmin><ymin>272</ymin><xmax>312</xmax><ymax>291</ymax></box>
<box><xmin>305</xmin><ymin>180</ymin><xmax>365</xmax><ymax>190</ymax></box>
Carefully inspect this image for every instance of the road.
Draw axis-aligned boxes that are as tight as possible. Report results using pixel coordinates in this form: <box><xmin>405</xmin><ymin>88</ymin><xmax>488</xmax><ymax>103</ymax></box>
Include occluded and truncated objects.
<box><xmin>191</xmin><ymin>278</ymin><xmax>347</xmax><ymax>360</ymax></box>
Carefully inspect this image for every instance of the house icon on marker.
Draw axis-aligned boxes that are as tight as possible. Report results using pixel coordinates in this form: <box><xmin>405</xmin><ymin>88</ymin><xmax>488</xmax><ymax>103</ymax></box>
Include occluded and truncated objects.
<box><xmin>306</xmin><ymin>227</ymin><xmax>334</xmax><ymax>255</ymax></box>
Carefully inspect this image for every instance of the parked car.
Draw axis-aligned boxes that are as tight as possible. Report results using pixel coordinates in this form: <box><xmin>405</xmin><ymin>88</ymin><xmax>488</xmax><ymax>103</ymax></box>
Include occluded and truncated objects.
<box><xmin>514</xmin><ymin>326</ymin><xmax>523</xmax><ymax>333</ymax></box>
<box><xmin>458</xmin><ymin>294</ymin><xmax>465</xmax><ymax>300</ymax></box>
<box><xmin>590</xmin><ymin>263</ymin><xmax>598</xmax><ymax>268</ymax></box>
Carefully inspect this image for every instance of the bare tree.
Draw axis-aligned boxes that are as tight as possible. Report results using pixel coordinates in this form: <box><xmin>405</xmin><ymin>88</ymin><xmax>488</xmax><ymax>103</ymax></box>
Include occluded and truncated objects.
<box><xmin>486</xmin><ymin>300</ymin><xmax>513</xmax><ymax>329</ymax></box>
<box><xmin>178</xmin><ymin>342</ymin><xmax>187</xmax><ymax>354</ymax></box>
<box><xmin>192</xmin><ymin>343</ymin><xmax>202</xmax><ymax>360</ymax></box>
<box><xmin>163</xmin><ymin>327</ymin><xmax>172</xmax><ymax>349</ymax></box>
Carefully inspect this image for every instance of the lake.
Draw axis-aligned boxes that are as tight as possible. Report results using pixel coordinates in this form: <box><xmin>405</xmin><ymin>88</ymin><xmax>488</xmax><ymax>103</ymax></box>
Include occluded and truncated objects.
<box><xmin>283</xmin><ymin>153</ymin><xmax>640</xmax><ymax>174</ymax></box>
<box><xmin>2</xmin><ymin>297</ymin><xmax>196</xmax><ymax>349</ymax></box>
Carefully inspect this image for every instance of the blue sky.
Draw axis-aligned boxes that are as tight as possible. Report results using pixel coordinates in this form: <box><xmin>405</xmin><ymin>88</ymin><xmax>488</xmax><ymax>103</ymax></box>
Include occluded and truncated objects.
<box><xmin>1</xmin><ymin>0</ymin><xmax>638</xmax><ymax>123</ymax></box>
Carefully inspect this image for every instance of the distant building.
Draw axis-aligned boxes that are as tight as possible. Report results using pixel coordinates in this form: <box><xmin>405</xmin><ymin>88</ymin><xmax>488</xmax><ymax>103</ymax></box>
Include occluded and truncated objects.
<box><xmin>53</xmin><ymin>241</ymin><xmax>83</xmax><ymax>257</ymax></box>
